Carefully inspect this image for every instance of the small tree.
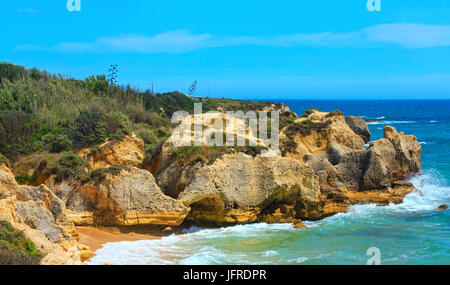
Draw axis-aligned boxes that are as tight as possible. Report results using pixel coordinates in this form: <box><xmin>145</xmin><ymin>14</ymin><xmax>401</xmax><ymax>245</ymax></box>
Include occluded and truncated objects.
<box><xmin>188</xmin><ymin>80</ymin><xmax>198</xmax><ymax>97</ymax></box>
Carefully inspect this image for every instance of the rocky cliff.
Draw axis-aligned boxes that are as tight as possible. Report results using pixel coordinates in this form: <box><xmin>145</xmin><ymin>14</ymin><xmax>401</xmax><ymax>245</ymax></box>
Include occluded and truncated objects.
<box><xmin>78</xmin><ymin>135</ymin><xmax>145</xmax><ymax>170</ymax></box>
<box><xmin>178</xmin><ymin>153</ymin><xmax>320</xmax><ymax>225</ymax></box>
<box><xmin>67</xmin><ymin>166</ymin><xmax>189</xmax><ymax>227</ymax></box>
<box><xmin>27</xmin><ymin>109</ymin><xmax>421</xmax><ymax>227</ymax></box>
<box><xmin>0</xmin><ymin>164</ymin><xmax>92</xmax><ymax>265</ymax></box>
<box><xmin>280</xmin><ymin>109</ymin><xmax>421</xmax><ymax>217</ymax></box>
<box><xmin>2</xmin><ymin>104</ymin><xmax>423</xmax><ymax>264</ymax></box>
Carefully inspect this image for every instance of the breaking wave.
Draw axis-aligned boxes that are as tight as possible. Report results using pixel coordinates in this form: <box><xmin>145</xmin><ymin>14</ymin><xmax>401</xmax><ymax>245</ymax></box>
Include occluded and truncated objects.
<box><xmin>87</xmin><ymin>170</ymin><xmax>449</xmax><ymax>265</ymax></box>
<box><xmin>366</xmin><ymin>120</ymin><xmax>416</xmax><ymax>125</ymax></box>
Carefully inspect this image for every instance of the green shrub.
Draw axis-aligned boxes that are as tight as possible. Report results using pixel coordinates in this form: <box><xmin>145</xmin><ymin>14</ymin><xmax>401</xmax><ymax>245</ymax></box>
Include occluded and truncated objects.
<box><xmin>71</xmin><ymin>112</ymin><xmax>107</xmax><ymax>148</ymax></box>
<box><xmin>0</xmin><ymin>111</ymin><xmax>36</xmax><ymax>157</ymax></box>
<box><xmin>137</xmin><ymin>128</ymin><xmax>158</xmax><ymax>145</ymax></box>
<box><xmin>300</xmin><ymin>108</ymin><xmax>320</xmax><ymax>118</ymax></box>
<box><xmin>242</xmin><ymin>145</ymin><xmax>269</xmax><ymax>156</ymax></box>
<box><xmin>284</xmin><ymin>120</ymin><xmax>330</xmax><ymax>138</ymax></box>
<box><xmin>156</xmin><ymin>129</ymin><xmax>168</xmax><ymax>138</ymax></box>
<box><xmin>45</xmin><ymin>152</ymin><xmax>86</xmax><ymax>182</ymax></box>
<box><xmin>42</xmin><ymin>133</ymin><xmax>73</xmax><ymax>153</ymax></box>
<box><xmin>88</xmin><ymin>168</ymin><xmax>107</xmax><ymax>183</ymax></box>
<box><xmin>0</xmin><ymin>153</ymin><xmax>10</xmax><ymax>168</ymax></box>
<box><xmin>281</xmin><ymin>139</ymin><xmax>298</xmax><ymax>155</ymax></box>
<box><xmin>28</xmin><ymin>68</ymin><xmax>43</xmax><ymax>81</ymax></box>
<box><xmin>104</xmin><ymin>112</ymin><xmax>130</xmax><ymax>135</ymax></box>
<box><xmin>0</xmin><ymin>62</ymin><xmax>26</xmax><ymax>84</ymax></box>
<box><xmin>56</xmin><ymin>152</ymin><xmax>83</xmax><ymax>172</ymax></box>
<box><xmin>325</xmin><ymin>110</ymin><xmax>344</xmax><ymax>118</ymax></box>
<box><xmin>82</xmin><ymin>75</ymin><xmax>109</xmax><ymax>95</ymax></box>
<box><xmin>0</xmin><ymin>220</ymin><xmax>44</xmax><ymax>265</ymax></box>
<box><xmin>15</xmin><ymin>173</ymin><xmax>33</xmax><ymax>185</ymax></box>
<box><xmin>85</xmin><ymin>165</ymin><xmax>126</xmax><ymax>184</ymax></box>
<box><xmin>87</xmin><ymin>146</ymin><xmax>100</xmax><ymax>157</ymax></box>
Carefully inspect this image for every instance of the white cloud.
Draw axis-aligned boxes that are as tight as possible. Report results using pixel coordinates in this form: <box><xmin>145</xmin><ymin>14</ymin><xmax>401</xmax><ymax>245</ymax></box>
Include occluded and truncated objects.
<box><xmin>15</xmin><ymin>23</ymin><xmax>450</xmax><ymax>53</ymax></box>
<box><xmin>363</xmin><ymin>23</ymin><xmax>450</xmax><ymax>48</ymax></box>
<box><xmin>17</xmin><ymin>8</ymin><xmax>40</xmax><ymax>13</ymax></box>
<box><xmin>51</xmin><ymin>31</ymin><xmax>215</xmax><ymax>53</ymax></box>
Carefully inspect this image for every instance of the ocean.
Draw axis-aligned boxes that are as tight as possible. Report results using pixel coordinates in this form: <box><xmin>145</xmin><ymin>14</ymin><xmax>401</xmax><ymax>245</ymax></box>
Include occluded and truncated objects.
<box><xmin>88</xmin><ymin>100</ymin><xmax>450</xmax><ymax>265</ymax></box>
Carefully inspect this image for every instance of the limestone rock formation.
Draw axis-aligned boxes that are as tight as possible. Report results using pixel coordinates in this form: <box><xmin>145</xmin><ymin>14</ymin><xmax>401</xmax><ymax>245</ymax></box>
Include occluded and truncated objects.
<box><xmin>278</xmin><ymin>109</ymin><xmax>421</xmax><ymax>218</ymax></box>
<box><xmin>361</xmin><ymin>126</ymin><xmax>422</xmax><ymax>190</ymax></box>
<box><xmin>145</xmin><ymin>111</ymin><xmax>277</xmax><ymax>199</ymax></box>
<box><xmin>262</xmin><ymin>103</ymin><xmax>291</xmax><ymax>113</ymax></box>
<box><xmin>318</xmin><ymin>183</ymin><xmax>416</xmax><ymax>218</ymax></box>
<box><xmin>0</xmin><ymin>165</ymin><xmax>91</xmax><ymax>265</ymax></box>
<box><xmin>78</xmin><ymin>135</ymin><xmax>145</xmax><ymax>170</ymax></box>
<box><xmin>2</xmin><ymin>106</ymin><xmax>424</xmax><ymax>242</ymax></box>
<box><xmin>281</xmin><ymin>109</ymin><xmax>366</xmax><ymax>163</ymax></box>
<box><xmin>282</xmin><ymin>109</ymin><xmax>421</xmax><ymax>191</ymax></box>
<box><xmin>178</xmin><ymin>153</ymin><xmax>321</xmax><ymax>225</ymax></box>
<box><xmin>345</xmin><ymin>116</ymin><xmax>371</xmax><ymax>143</ymax></box>
<box><xmin>69</xmin><ymin>166</ymin><xmax>190</xmax><ymax>226</ymax></box>
<box><xmin>139</xmin><ymin>109</ymin><xmax>422</xmax><ymax>224</ymax></box>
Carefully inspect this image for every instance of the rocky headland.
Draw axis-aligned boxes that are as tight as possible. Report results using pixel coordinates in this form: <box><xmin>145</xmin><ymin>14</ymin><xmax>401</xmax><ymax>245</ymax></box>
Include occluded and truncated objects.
<box><xmin>0</xmin><ymin>104</ymin><xmax>423</xmax><ymax>264</ymax></box>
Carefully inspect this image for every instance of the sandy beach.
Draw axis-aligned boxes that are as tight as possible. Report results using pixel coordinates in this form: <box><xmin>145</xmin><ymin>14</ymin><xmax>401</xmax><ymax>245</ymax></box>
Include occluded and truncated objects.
<box><xmin>76</xmin><ymin>226</ymin><xmax>161</xmax><ymax>252</ymax></box>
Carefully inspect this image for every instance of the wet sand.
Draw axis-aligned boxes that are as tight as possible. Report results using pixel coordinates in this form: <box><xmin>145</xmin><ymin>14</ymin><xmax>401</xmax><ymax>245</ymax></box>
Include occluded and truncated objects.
<box><xmin>76</xmin><ymin>226</ymin><xmax>161</xmax><ymax>252</ymax></box>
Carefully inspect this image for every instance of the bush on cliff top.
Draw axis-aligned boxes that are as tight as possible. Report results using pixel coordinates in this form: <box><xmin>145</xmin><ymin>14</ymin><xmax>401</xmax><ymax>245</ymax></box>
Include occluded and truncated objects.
<box><xmin>172</xmin><ymin>144</ymin><xmax>269</xmax><ymax>166</ymax></box>
<box><xmin>0</xmin><ymin>220</ymin><xmax>44</xmax><ymax>265</ymax></box>
<box><xmin>33</xmin><ymin>152</ymin><xmax>87</xmax><ymax>183</ymax></box>
<box><xmin>325</xmin><ymin>110</ymin><xmax>344</xmax><ymax>118</ymax></box>
<box><xmin>284</xmin><ymin>120</ymin><xmax>331</xmax><ymax>138</ymax></box>
<box><xmin>81</xmin><ymin>165</ymin><xmax>126</xmax><ymax>185</ymax></box>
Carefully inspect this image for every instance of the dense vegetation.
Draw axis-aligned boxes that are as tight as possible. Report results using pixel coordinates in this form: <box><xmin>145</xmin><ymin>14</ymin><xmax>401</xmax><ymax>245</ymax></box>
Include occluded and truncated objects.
<box><xmin>0</xmin><ymin>62</ymin><xmax>282</xmax><ymax>182</ymax></box>
<box><xmin>0</xmin><ymin>63</ymin><xmax>216</xmax><ymax>160</ymax></box>
<box><xmin>0</xmin><ymin>63</ymin><xmax>281</xmax><ymax>159</ymax></box>
<box><xmin>0</xmin><ymin>220</ymin><xmax>44</xmax><ymax>265</ymax></box>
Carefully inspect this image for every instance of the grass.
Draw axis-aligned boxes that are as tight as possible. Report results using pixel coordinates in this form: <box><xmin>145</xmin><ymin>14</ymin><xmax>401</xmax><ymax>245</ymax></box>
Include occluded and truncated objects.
<box><xmin>31</xmin><ymin>152</ymin><xmax>88</xmax><ymax>183</ymax></box>
<box><xmin>0</xmin><ymin>220</ymin><xmax>45</xmax><ymax>265</ymax></box>
<box><xmin>325</xmin><ymin>110</ymin><xmax>344</xmax><ymax>118</ymax></box>
<box><xmin>172</xmin><ymin>144</ymin><xmax>269</xmax><ymax>166</ymax></box>
<box><xmin>81</xmin><ymin>165</ymin><xmax>127</xmax><ymax>185</ymax></box>
<box><xmin>300</xmin><ymin>108</ymin><xmax>321</xmax><ymax>118</ymax></box>
<box><xmin>284</xmin><ymin>120</ymin><xmax>330</xmax><ymax>139</ymax></box>
<box><xmin>0</xmin><ymin>153</ymin><xmax>10</xmax><ymax>168</ymax></box>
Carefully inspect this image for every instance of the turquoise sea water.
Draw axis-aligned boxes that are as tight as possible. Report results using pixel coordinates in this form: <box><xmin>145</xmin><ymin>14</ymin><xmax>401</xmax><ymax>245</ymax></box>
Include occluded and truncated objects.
<box><xmin>88</xmin><ymin>100</ymin><xmax>450</xmax><ymax>265</ymax></box>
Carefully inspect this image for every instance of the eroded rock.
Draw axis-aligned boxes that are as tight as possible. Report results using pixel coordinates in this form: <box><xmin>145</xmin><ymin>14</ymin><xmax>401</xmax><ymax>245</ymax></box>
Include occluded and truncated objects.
<box><xmin>178</xmin><ymin>153</ymin><xmax>321</xmax><ymax>225</ymax></box>
<box><xmin>71</xmin><ymin>166</ymin><xmax>190</xmax><ymax>226</ymax></box>
<box><xmin>345</xmin><ymin>116</ymin><xmax>371</xmax><ymax>143</ymax></box>
<box><xmin>0</xmin><ymin>165</ymin><xmax>91</xmax><ymax>265</ymax></box>
<box><xmin>78</xmin><ymin>135</ymin><xmax>145</xmax><ymax>170</ymax></box>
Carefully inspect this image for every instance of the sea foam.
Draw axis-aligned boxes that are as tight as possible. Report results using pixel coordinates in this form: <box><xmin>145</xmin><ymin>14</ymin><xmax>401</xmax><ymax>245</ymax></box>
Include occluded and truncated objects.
<box><xmin>88</xmin><ymin>171</ymin><xmax>449</xmax><ymax>265</ymax></box>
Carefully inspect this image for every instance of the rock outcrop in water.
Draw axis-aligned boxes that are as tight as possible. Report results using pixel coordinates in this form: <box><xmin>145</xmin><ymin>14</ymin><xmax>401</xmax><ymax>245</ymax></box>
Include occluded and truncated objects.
<box><xmin>345</xmin><ymin>116</ymin><xmax>371</xmax><ymax>143</ymax></box>
<box><xmin>280</xmin><ymin>109</ymin><xmax>421</xmax><ymax>218</ymax></box>
<box><xmin>0</xmin><ymin>164</ymin><xmax>92</xmax><ymax>264</ymax></box>
<box><xmin>361</xmin><ymin>126</ymin><xmax>421</xmax><ymax>190</ymax></box>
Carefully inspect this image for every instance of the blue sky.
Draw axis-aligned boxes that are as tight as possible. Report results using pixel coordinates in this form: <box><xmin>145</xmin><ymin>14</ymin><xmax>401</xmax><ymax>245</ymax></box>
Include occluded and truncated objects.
<box><xmin>2</xmin><ymin>0</ymin><xmax>450</xmax><ymax>99</ymax></box>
